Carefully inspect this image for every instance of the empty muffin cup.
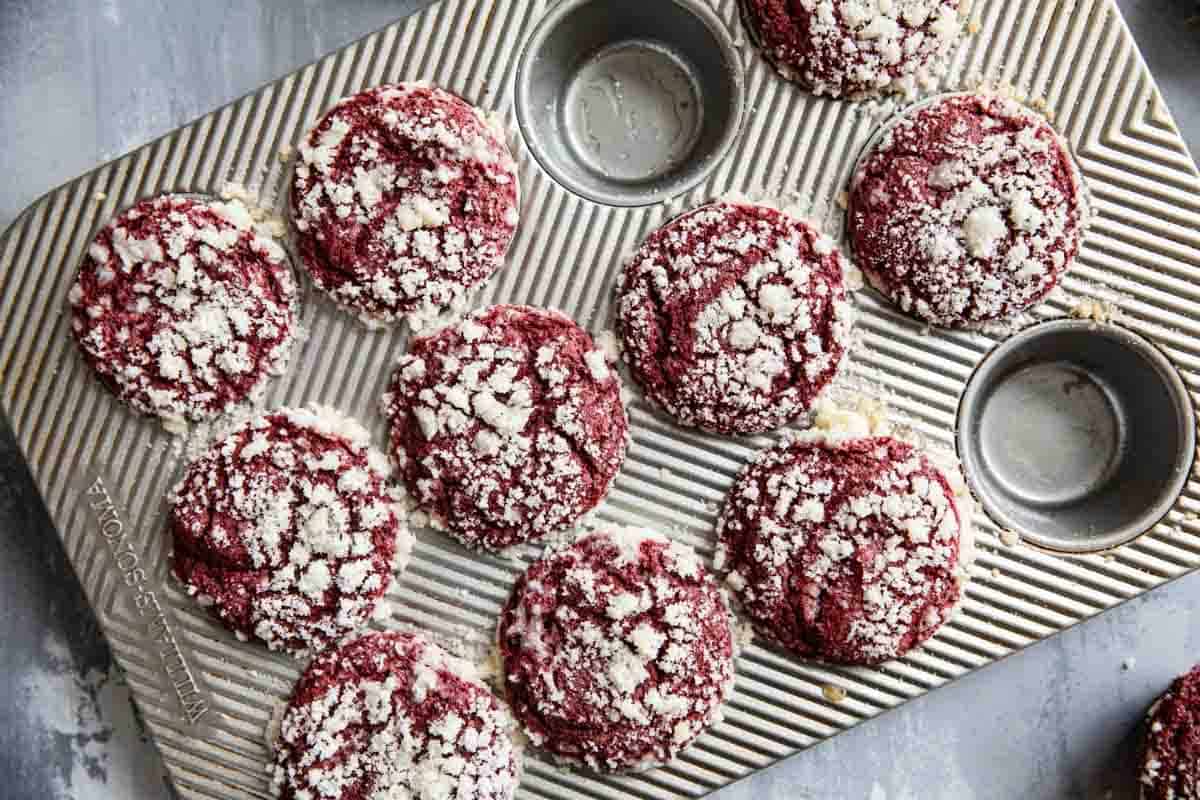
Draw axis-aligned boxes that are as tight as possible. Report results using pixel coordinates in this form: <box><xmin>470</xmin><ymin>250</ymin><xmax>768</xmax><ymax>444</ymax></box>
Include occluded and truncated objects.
<box><xmin>956</xmin><ymin>319</ymin><xmax>1194</xmax><ymax>553</ymax></box>
<box><xmin>515</xmin><ymin>0</ymin><xmax>744</xmax><ymax>207</ymax></box>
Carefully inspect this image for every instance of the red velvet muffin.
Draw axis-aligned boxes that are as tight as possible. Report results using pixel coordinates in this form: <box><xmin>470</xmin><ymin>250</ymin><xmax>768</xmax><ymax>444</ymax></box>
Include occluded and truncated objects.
<box><xmin>716</xmin><ymin>431</ymin><xmax>966</xmax><ymax>665</ymax></box>
<box><xmin>271</xmin><ymin>631</ymin><xmax>519</xmax><ymax>800</ymax></box>
<box><xmin>169</xmin><ymin>404</ymin><xmax>411</xmax><ymax>656</ymax></box>
<box><xmin>849</xmin><ymin>93</ymin><xmax>1084</xmax><ymax>327</ymax></box>
<box><xmin>616</xmin><ymin>200</ymin><xmax>853</xmax><ymax>436</ymax></box>
<box><xmin>1141</xmin><ymin>665</ymin><xmax>1200</xmax><ymax>800</ymax></box>
<box><xmin>384</xmin><ymin>305</ymin><xmax>628</xmax><ymax>551</ymax></box>
<box><xmin>498</xmin><ymin>527</ymin><xmax>735</xmax><ymax>772</ymax></box>
<box><xmin>742</xmin><ymin>0</ymin><xmax>964</xmax><ymax>98</ymax></box>
<box><xmin>291</xmin><ymin>82</ymin><xmax>519</xmax><ymax>328</ymax></box>
<box><xmin>69</xmin><ymin>194</ymin><xmax>297</xmax><ymax>425</ymax></box>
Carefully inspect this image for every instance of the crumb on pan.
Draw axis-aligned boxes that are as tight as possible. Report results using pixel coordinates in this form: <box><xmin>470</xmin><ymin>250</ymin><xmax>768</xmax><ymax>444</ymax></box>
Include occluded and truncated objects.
<box><xmin>823</xmin><ymin>684</ymin><xmax>848</xmax><ymax>703</ymax></box>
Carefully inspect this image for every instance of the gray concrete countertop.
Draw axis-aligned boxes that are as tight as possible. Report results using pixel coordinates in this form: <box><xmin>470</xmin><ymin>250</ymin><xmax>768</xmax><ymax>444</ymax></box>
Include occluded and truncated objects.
<box><xmin>1</xmin><ymin>2</ymin><xmax>1198</xmax><ymax>799</ymax></box>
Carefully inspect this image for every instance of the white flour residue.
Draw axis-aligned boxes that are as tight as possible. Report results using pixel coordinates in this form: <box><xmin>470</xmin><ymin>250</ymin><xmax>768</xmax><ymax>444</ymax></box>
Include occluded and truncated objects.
<box><xmin>18</xmin><ymin>632</ymin><xmax>169</xmax><ymax>799</ymax></box>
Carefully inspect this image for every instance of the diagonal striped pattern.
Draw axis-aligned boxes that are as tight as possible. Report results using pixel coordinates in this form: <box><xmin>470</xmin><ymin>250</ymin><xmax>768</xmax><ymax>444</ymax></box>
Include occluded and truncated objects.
<box><xmin>2</xmin><ymin>0</ymin><xmax>1200</xmax><ymax>797</ymax></box>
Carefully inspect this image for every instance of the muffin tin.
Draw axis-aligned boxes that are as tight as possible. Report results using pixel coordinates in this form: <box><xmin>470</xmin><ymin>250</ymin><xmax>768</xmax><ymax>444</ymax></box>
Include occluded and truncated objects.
<box><xmin>2</xmin><ymin>0</ymin><xmax>1200</xmax><ymax>798</ymax></box>
<box><xmin>957</xmin><ymin>319</ymin><xmax>1195</xmax><ymax>555</ymax></box>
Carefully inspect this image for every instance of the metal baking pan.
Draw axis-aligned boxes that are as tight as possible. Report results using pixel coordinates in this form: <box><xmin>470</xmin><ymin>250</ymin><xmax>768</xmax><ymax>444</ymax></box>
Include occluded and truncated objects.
<box><xmin>3</xmin><ymin>0</ymin><xmax>1200</xmax><ymax>798</ymax></box>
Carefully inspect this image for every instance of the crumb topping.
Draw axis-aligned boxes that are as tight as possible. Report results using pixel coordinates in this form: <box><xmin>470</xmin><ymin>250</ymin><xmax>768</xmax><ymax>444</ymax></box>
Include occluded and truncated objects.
<box><xmin>499</xmin><ymin>527</ymin><xmax>735</xmax><ymax>771</ymax></box>
<box><xmin>69</xmin><ymin>194</ymin><xmax>297</xmax><ymax>425</ymax></box>
<box><xmin>716</xmin><ymin>433</ymin><xmax>963</xmax><ymax>665</ymax></box>
<box><xmin>385</xmin><ymin>305</ymin><xmax>629</xmax><ymax>551</ymax></box>
<box><xmin>169</xmin><ymin>404</ymin><xmax>411</xmax><ymax>656</ymax></box>
<box><xmin>616</xmin><ymin>200</ymin><xmax>853</xmax><ymax>436</ymax></box>
<box><xmin>272</xmin><ymin>631</ymin><xmax>519</xmax><ymax>800</ymax></box>
<box><xmin>822</xmin><ymin>684</ymin><xmax>848</xmax><ymax>703</ymax></box>
<box><xmin>850</xmin><ymin>93</ymin><xmax>1083</xmax><ymax>327</ymax></box>
<box><xmin>291</xmin><ymin>83</ymin><xmax>519</xmax><ymax>327</ymax></box>
<box><xmin>745</xmin><ymin>0</ymin><xmax>964</xmax><ymax>98</ymax></box>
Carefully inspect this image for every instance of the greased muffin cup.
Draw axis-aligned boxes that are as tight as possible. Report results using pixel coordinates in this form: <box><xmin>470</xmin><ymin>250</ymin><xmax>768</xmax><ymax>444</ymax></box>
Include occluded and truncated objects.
<box><xmin>515</xmin><ymin>0</ymin><xmax>744</xmax><ymax>206</ymax></box>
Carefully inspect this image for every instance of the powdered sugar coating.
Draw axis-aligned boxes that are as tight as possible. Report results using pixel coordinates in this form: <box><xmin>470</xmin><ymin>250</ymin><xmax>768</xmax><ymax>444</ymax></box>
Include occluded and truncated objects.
<box><xmin>272</xmin><ymin>631</ymin><xmax>519</xmax><ymax>800</ymax></box>
<box><xmin>69</xmin><ymin>194</ymin><xmax>297</xmax><ymax>424</ymax></box>
<box><xmin>616</xmin><ymin>200</ymin><xmax>853</xmax><ymax>436</ymax></box>
<box><xmin>384</xmin><ymin>305</ymin><xmax>629</xmax><ymax>551</ymax></box>
<box><xmin>291</xmin><ymin>82</ymin><xmax>519</xmax><ymax>327</ymax></box>
<box><xmin>169</xmin><ymin>404</ymin><xmax>411</xmax><ymax>656</ymax></box>
<box><xmin>743</xmin><ymin>0</ymin><xmax>964</xmax><ymax>98</ymax></box>
<box><xmin>498</xmin><ymin>527</ymin><xmax>735</xmax><ymax>772</ymax></box>
<box><xmin>715</xmin><ymin>433</ymin><xmax>964</xmax><ymax>665</ymax></box>
<box><xmin>849</xmin><ymin>93</ymin><xmax>1084</xmax><ymax>327</ymax></box>
<box><xmin>1141</xmin><ymin>664</ymin><xmax>1200</xmax><ymax>800</ymax></box>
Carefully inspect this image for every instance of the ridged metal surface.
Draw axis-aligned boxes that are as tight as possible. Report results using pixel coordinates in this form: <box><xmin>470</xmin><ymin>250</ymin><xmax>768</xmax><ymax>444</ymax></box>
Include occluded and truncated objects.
<box><xmin>2</xmin><ymin>0</ymin><xmax>1200</xmax><ymax>798</ymax></box>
